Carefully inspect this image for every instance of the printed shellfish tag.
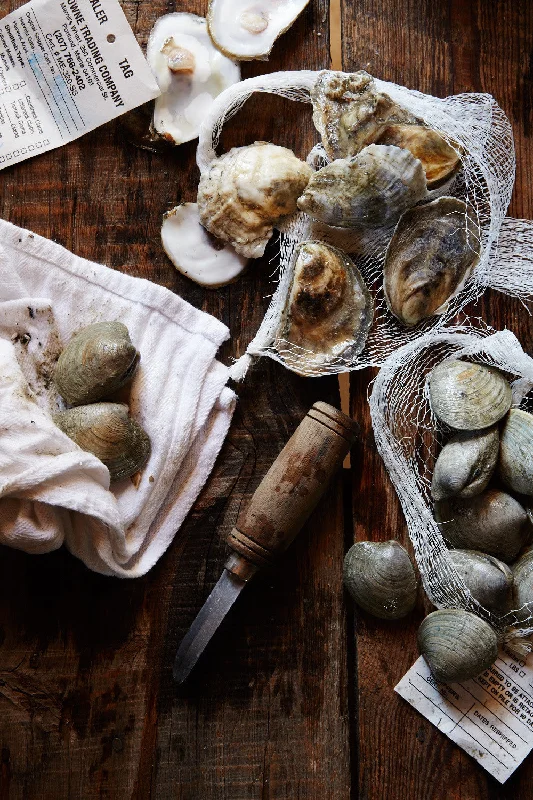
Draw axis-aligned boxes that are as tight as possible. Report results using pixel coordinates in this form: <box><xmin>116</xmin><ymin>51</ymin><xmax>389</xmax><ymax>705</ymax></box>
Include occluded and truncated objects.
<box><xmin>395</xmin><ymin>652</ymin><xmax>533</xmax><ymax>783</ymax></box>
<box><xmin>0</xmin><ymin>0</ymin><xmax>159</xmax><ymax>168</ymax></box>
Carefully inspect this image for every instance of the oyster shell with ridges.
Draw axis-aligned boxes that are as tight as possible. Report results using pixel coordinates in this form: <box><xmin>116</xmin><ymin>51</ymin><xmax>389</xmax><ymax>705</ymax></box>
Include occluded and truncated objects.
<box><xmin>376</xmin><ymin>124</ymin><xmax>461</xmax><ymax>188</ymax></box>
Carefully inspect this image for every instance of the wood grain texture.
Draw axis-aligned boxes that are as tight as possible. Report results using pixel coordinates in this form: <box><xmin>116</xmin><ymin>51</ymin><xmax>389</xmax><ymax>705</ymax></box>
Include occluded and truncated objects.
<box><xmin>345</xmin><ymin>1</ymin><xmax>533</xmax><ymax>798</ymax></box>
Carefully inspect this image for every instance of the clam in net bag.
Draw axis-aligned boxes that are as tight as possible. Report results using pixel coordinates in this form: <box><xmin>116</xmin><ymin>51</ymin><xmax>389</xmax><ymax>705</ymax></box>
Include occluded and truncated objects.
<box><xmin>196</xmin><ymin>70</ymin><xmax>533</xmax><ymax>380</ymax></box>
<box><xmin>369</xmin><ymin>327</ymin><xmax>533</xmax><ymax>649</ymax></box>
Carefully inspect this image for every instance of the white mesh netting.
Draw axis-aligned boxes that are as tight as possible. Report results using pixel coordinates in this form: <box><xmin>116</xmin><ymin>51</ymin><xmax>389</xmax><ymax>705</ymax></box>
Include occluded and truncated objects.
<box><xmin>369</xmin><ymin>327</ymin><xmax>533</xmax><ymax>648</ymax></box>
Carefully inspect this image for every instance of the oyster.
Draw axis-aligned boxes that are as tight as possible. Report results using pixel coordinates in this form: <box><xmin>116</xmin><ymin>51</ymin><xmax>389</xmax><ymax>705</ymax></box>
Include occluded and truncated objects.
<box><xmin>162</xmin><ymin>203</ymin><xmax>248</xmax><ymax>287</ymax></box>
<box><xmin>208</xmin><ymin>0</ymin><xmax>310</xmax><ymax>60</ymax></box>
<box><xmin>297</xmin><ymin>144</ymin><xmax>427</xmax><ymax>229</ymax></box>
<box><xmin>147</xmin><ymin>13</ymin><xmax>240</xmax><ymax>145</ymax></box>
<box><xmin>384</xmin><ymin>197</ymin><xmax>481</xmax><ymax>327</ymax></box>
<box><xmin>198</xmin><ymin>142</ymin><xmax>312</xmax><ymax>258</ymax></box>
<box><xmin>376</xmin><ymin>125</ymin><xmax>461</xmax><ymax>189</ymax></box>
<box><xmin>54</xmin><ymin>403</ymin><xmax>151</xmax><ymax>483</ymax></box>
<box><xmin>311</xmin><ymin>70</ymin><xmax>418</xmax><ymax>161</ymax></box>
<box><xmin>278</xmin><ymin>242</ymin><xmax>373</xmax><ymax>372</ymax></box>
<box><xmin>498</xmin><ymin>409</ymin><xmax>533</xmax><ymax>496</ymax></box>
<box><xmin>54</xmin><ymin>322</ymin><xmax>139</xmax><ymax>406</ymax></box>
<box><xmin>431</xmin><ymin>427</ymin><xmax>499</xmax><ymax>501</ymax></box>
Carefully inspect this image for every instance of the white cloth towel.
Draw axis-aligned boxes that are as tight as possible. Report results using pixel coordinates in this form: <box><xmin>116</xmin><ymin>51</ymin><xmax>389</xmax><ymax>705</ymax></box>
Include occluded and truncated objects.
<box><xmin>0</xmin><ymin>219</ymin><xmax>236</xmax><ymax>577</ymax></box>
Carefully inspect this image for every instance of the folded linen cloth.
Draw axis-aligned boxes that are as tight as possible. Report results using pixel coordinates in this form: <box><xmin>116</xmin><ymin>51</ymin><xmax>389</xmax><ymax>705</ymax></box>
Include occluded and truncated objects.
<box><xmin>0</xmin><ymin>219</ymin><xmax>236</xmax><ymax>577</ymax></box>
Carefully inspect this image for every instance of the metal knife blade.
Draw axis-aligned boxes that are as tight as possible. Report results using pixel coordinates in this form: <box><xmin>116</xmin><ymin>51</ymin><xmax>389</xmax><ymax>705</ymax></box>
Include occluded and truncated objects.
<box><xmin>173</xmin><ymin>569</ymin><xmax>247</xmax><ymax>684</ymax></box>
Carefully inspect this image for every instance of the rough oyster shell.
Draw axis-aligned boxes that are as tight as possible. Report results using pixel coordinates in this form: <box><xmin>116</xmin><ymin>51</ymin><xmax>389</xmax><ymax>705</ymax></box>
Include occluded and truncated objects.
<box><xmin>277</xmin><ymin>241</ymin><xmax>373</xmax><ymax>373</ymax></box>
<box><xmin>498</xmin><ymin>408</ymin><xmax>533</xmax><ymax>496</ymax></box>
<box><xmin>311</xmin><ymin>70</ymin><xmax>418</xmax><ymax>161</ymax></box>
<box><xmin>384</xmin><ymin>197</ymin><xmax>481</xmax><ymax>326</ymax></box>
<box><xmin>431</xmin><ymin>427</ymin><xmax>499</xmax><ymax>501</ymax></box>
<box><xmin>147</xmin><ymin>13</ymin><xmax>240</xmax><ymax>145</ymax></box>
<box><xmin>198</xmin><ymin>141</ymin><xmax>312</xmax><ymax>258</ymax></box>
<box><xmin>54</xmin><ymin>322</ymin><xmax>139</xmax><ymax>406</ymax></box>
<box><xmin>207</xmin><ymin>0</ymin><xmax>310</xmax><ymax>61</ymax></box>
<box><xmin>297</xmin><ymin>144</ymin><xmax>427</xmax><ymax>229</ymax></box>
<box><xmin>376</xmin><ymin>124</ymin><xmax>461</xmax><ymax>188</ymax></box>
<box><xmin>54</xmin><ymin>403</ymin><xmax>151</xmax><ymax>483</ymax></box>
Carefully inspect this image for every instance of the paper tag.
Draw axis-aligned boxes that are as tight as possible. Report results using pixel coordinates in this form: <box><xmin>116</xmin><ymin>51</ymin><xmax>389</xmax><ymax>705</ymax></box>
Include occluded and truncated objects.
<box><xmin>395</xmin><ymin>652</ymin><xmax>533</xmax><ymax>783</ymax></box>
<box><xmin>0</xmin><ymin>0</ymin><xmax>159</xmax><ymax>168</ymax></box>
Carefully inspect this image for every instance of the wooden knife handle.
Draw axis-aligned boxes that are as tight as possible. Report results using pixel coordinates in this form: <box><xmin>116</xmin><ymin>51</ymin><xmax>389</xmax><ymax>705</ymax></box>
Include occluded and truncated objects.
<box><xmin>225</xmin><ymin>402</ymin><xmax>358</xmax><ymax>581</ymax></box>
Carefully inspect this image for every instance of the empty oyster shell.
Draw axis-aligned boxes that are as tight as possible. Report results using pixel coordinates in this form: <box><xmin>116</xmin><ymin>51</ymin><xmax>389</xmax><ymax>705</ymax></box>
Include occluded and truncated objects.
<box><xmin>54</xmin><ymin>322</ymin><xmax>139</xmax><ymax>406</ymax></box>
<box><xmin>297</xmin><ymin>144</ymin><xmax>427</xmax><ymax>229</ymax></box>
<box><xmin>418</xmin><ymin>609</ymin><xmax>498</xmax><ymax>683</ymax></box>
<box><xmin>447</xmin><ymin>550</ymin><xmax>513</xmax><ymax>615</ymax></box>
<box><xmin>384</xmin><ymin>197</ymin><xmax>481</xmax><ymax>327</ymax></box>
<box><xmin>498</xmin><ymin>409</ymin><xmax>533</xmax><ymax>496</ymax></box>
<box><xmin>343</xmin><ymin>540</ymin><xmax>418</xmax><ymax>619</ymax></box>
<box><xmin>311</xmin><ymin>70</ymin><xmax>418</xmax><ymax>161</ymax></box>
<box><xmin>54</xmin><ymin>403</ymin><xmax>151</xmax><ymax>483</ymax></box>
<box><xmin>278</xmin><ymin>242</ymin><xmax>373</xmax><ymax>373</ymax></box>
<box><xmin>147</xmin><ymin>13</ymin><xmax>240</xmax><ymax>145</ymax></box>
<box><xmin>207</xmin><ymin>0</ymin><xmax>310</xmax><ymax>60</ymax></box>
<box><xmin>512</xmin><ymin>547</ymin><xmax>533</xmax><ymax>617</ymax></box>
<box><xmin>376</xmin><ymin>125</ymin><xmax>461</xmax><ymax>189</ymax></box>
<box><xmin>431</xmin><ymin>427</ymin><xmax>499</xmax><ymax>501</ymax></box>
<box><xmin>198</xmin><ymin>142</ymin><xmax>312</xmax><ymax>258</ymax></box>
<box><xmin>162</xmin><ymin>203</ymin><xmax>248</xmax><ymax>287</ymax></box>
<box><xmin>434</xmin><ymin>490</ymin><xmax>529</xmax><ymax>562</ymax></box>
<box><xmin>428</xmin><ymin>360</ymin><xmax>512</xmax><ymax>431</ymax></box>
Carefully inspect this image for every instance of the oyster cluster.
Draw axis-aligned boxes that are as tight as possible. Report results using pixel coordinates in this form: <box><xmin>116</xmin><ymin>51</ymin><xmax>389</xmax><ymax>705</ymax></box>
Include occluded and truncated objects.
<box><xmin>52</xmin><ymin>322</ymin><xmax>151</xmax><ymax>483</ymax></box>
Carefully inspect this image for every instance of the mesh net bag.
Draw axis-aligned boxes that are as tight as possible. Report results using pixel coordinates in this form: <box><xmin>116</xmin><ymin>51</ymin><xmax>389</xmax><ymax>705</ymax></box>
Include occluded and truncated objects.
<box><xmin>195</xmin><ymin>70</ymin><xmax>530</xmax><ymax>380</ymax></box>
<box><xmin>369</xmin><ymin>326</ymin><xmax>533</xmax><ymax>650</ymax></box>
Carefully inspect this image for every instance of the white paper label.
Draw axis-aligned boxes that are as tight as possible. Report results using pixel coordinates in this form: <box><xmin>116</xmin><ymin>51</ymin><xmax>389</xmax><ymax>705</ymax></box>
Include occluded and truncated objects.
<box><xmin>395</xmin><ymin>652</ymin><xmax>533</xmax><ymax>783</ymax></box>
<box><xmin>0</xmin><ymin>0</ymin><xmax>159</xmax><ymax>168</ymax></box>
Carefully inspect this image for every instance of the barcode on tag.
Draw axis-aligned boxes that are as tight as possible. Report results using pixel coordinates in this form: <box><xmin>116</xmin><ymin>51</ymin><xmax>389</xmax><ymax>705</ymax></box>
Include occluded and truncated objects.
<box><xmin>395</xmin><ymin>651</ymin><xmax>533</xmax><ymax>783</ymax></box>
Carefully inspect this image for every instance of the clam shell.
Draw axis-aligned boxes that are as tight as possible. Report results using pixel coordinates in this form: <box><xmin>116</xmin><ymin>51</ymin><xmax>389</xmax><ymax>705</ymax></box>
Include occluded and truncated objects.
<box><xmin>434</xmin><ymin>490</ymin><xmax>528</xmax><ymax>562</ymax></box>
<box><xmin>499</xmin><ymin>409</ymin><xmax>533</xmax><ymax>496</ymax></box>
<box><xmin>343</xmin><ymin>540</ymin><xmax>418</xmax><ymax>619</ymax></box>
<box><xmin>428</xmin><ymin>360</ymin><xmax>512</xmax><ymax>430</ymax></box>
<box><xmin>297</xmin><ymin>144</ymin><xmax>427</xmax><ymax>229</ymax></box>
<box><xmin>447</xmin><ymin>550</ymin><xmax>512</xmax><ymax>615</ymax></box>
<box><xmin>418</xmin><ymin>609</ymin><xmax>498</xmax><ymax>683</ymax></box>
<box><xmin>512</xmin><ymin>547</ymin><xmax>533</xmax><ymax>617</ymax></box>
<box><xmin>383</xmin><ymin>197</ymin><xmax>481</xmax><ymax>327</ymax></box>
<box><xmin>54</xmin><ymin>403</ymin><xmax>151</xmax><ymax>483</ymax></box>
<box><xmin>54</xmin><ymin>322</ymin><xmax>139</xmax><ymax>406</ymax></box>
<box><xmin>376</xmin><ymin>125</ymin><xmax>461</xmax><ymax>188</ymax></box>
<box><xmin>278</xmin><ymin>241</ymin><xmax>373</xmax><ymax>374</ymax></box>
<box><xmin>431</xmin><ymin>426</ymin><xmax>499</xmax><ymax>501</ymax></box>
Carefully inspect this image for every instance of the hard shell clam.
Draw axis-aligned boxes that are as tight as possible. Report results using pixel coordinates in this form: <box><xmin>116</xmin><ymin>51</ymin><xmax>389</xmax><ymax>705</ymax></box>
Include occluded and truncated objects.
<box><xmin>498</xmin><ymin>409</ymin><xmax>533</xmax><ymax>496</ymax></box>
<box><xmin>310</xmin><ymin>70</ymin><xmax>417</xmax><ymax>161</ymax></box>
<box><xmin>376</xmin><ymin>125</ymin><xmax>461</xmax><ymax>189</ymax></box>
<box><xmin>431</xmin><ymin>427</ymin><xmax>499</xmax><ymax>501</ymax></box>
<box><xmin>54</xmin><ymin>322</ymin><xmax>139</xmax><ymax>406</ymax></box>
<box><xmin>447</xmin><ymin>550</ymin><xmax>513</xmax><ymax>615</ymax></box>
<box><xmin>343</xmin><ymin>540</ymin><xmax>418</xmax><ymax>620</ymax></box>
<box><xmin>297</xmin><ymin>144</ymin><xmax>427</xmax><ymax>229</ymax></box>
<box><xmin>383</xmin><ymin>197</ymin><xmax>481</xmax><ymax>327</ymax></box>
<box><xmin>54</xmin><ymin>403</ymin><xmax>151</xmax><ymax>483</ymax></box>
<box><xmin>434</xmin><ymin>490</ymin><xmax>529</xmax><ymax>562</ymax></box>
<box><xmin>197</xmin><ymin>142</ymin><xmax>312</xmax><ymax>258</ymax></box>
<box><xmin>428</xmin><ymin>360</ymin><xmax>512</xmax><ymax>431</ymax></box>
<box><xmin>278</xmin><ymin>241</ymin><xmax>373</xmax><ymax>372</ymax></box>
<box><xmin>512</xmin><ymin>547</ymin><xmax>533</xmax><ymax>616</ymax></box>
<box><xmin>418</xmin><ymin>609</ymin><xmax>498</xmax><ymax>683</ymax></box>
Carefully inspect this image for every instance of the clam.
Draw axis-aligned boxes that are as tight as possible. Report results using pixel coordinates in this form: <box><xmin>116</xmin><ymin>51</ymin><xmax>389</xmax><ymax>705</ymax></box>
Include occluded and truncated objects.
<box><xmin>197</xmin><ymin>142</ymin><xmax>312</xmax><ymax>258</ymax></box>
<box><xmin>418</xmin><ymin>609</ymin><xmax>498</xmax><ymax>683</ymax></box>
<box><xmin>512</xmin><ymin>547</ymin><xmax>533</xmax><ymax>617</ymax></box>
<box><xmin>310</xmin><ymin>70</ymin><xmax>417</xmax><ymax>161</ymax></box>
<box><xmin>498</xmin><ymin>409</ymin><xmax>533</xmax><ymax>496</ymax></box>
<box><xmin>297</xmin><ymin>144</ymin><xmax>427</xmax><ymax>229</ymax></box>
<box><xmin>447</xmin><ymin>550</ymin><xmax>513</xmax><ymax>615</ymax></box>
<box><xmin>54</xmin><ymin>403</ymin><xmax>151</xmax><ymax>483</ymax></box>
<box><xmin>431</xmin><ymin>427</ymin><xmax>499</xmax><ymax>501</ymax></box>
<box><xmin>428</xmin><ymin>359</ymin><xmax>512</xmax><ymax>431</ymax></box>
<box><xmin>376</xmin><ymin>125</ymin><xmax>461</xmax><ymax>189</ymax></box>
<box><xmin>434</xmin><ymin>490</ymin><xmax>529</xmax><ymax>562</ymax></box>
<box><xmin>383</xmin><ymin>197</ymin><xmax>481</xmax><ymax>327</ymax></box>
<box><xmin>54</xmin><ymin>322</ymin><xmax>139</xmax><ymax>406</ymax></box>
<box><xmin>343</xmin><ymin>540</ymin><xmax>418</xmax><ymax>619</ymax></box>
<box><xmin>278</xmin><ymin>241</ymin><xmax>373</xmax><ymax>372</ymax></box>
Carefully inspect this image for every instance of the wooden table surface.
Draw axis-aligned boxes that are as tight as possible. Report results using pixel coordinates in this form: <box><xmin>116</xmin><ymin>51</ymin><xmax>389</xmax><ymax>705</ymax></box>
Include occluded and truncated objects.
<box><xmin>0</xmin><ymin>0</ymin><xmax>532</xmax><ymax>797</ymax></box>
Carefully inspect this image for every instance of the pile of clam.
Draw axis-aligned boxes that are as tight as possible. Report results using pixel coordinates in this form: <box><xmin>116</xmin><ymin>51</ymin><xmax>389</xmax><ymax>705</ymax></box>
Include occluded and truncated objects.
<box><xmin>344</xmin><ymin>357</ymin><xmax>533</xmax><ymax>684</ymax></box>
<box><xmin>52</xmin><ymin>322</ymin><xmax>151</xmax><ymax>483</ymax></box>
